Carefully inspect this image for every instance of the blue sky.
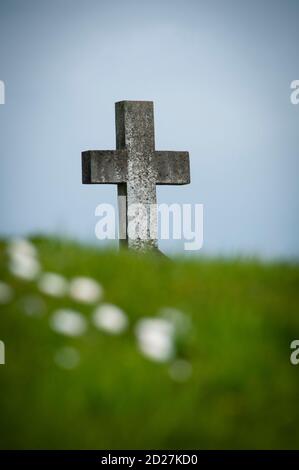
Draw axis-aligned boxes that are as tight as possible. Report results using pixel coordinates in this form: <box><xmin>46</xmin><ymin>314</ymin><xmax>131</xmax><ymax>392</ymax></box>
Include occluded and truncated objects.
<box><xmin>0</xmin><ymin>0</ymin><xmax>298</xmax><ymax>258</ymax></box>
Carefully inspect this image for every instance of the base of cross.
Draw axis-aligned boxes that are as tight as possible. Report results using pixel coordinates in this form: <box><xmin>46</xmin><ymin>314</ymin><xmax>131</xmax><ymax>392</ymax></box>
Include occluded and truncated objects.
<box><xmin>139</xmin><ymin>247</ymin><xmax>169</xmax><ymax>259</ymax></box>
<box><xmin>120</xmin><ymin>239</ymin><xmax>168</xmax><ymax>258</ymax></box>
<box><xmin>154</xmin><ymin>248</ymin><xmax>169</xmax><ymax>259</ymax></box>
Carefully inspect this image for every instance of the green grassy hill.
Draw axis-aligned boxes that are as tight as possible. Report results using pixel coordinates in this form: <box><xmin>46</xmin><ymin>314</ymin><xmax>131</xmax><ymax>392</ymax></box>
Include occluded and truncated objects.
<box><xmin>0</xmin><ymin>237</ymin><xmax>299</xmax><ymax>449</ymax></box>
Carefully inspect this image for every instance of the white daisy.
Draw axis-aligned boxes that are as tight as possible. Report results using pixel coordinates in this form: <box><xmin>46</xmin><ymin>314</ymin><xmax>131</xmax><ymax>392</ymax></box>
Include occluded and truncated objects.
<box><xmin>20</xmin><ymin>295</ymin><xmax>46</xmax><ymax>317</ymax></box>
<box><xmin>7</xmin><ymin>238</ymin><xmax>37</xmax><ymax>259</ymax></box>
<box><xmin>0</xmin><ymin>281</ymin><xmax>13</xmax><ymax>304</ymax></box>
<box><xmin>9</xmin><ymin>254</ymin><xmax>40</xmax><ymax>280</ymax></box>
<box><xmin>135</xmin><ymin>318</ymin><xmax>175</xmax><ymax>362</ymax></box>
<box><xmin>69</xmin><ymin>277</ymin><xmax>103</xmax><ymax>304</ymax></box>
<box><xmin>7</xmin><ymin>238</ymin><xmax>40</xmax><ymax>280</ymax></box>
<box><xmin>93</xmin><ymin>303</ymin><xmax>128</xmax><ymax>334</ymax></box>
<box><xmin>168</xmin><ymin>359</ymin><xmax>192</xmax><ymax>383</ymax></box>
<box><xmin>54</xmin><ymin>347</ymin><xmax>80</xmax><ymax>370</ymax></box>
<box><xmin>159</xmin><ymin>307</ymin><xmax>192</xmax><ymax>334</ymax></box>
<box><xmin>50</xmin><ymin>309</ymin><xmax>87</xmax><ymax>337</ymax></box>
<box><xmin>38</xmin><ymin>272</ymin><xmax>68</xmax><ymax>297</ymax></box>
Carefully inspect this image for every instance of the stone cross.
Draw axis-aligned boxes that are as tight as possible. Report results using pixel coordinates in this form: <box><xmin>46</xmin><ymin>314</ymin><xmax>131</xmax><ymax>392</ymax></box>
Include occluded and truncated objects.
<box><xmin>82</xmin><ymin>101</ymin><xmax>190</xmax><ymax>251</ymax></box>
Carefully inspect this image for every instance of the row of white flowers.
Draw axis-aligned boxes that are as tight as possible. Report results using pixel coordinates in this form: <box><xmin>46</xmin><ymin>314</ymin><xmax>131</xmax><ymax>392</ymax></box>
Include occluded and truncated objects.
<box><xmin>1</xmin><ymin>238</ymin><xmax>192</xmax><ymax>381</ymax></box>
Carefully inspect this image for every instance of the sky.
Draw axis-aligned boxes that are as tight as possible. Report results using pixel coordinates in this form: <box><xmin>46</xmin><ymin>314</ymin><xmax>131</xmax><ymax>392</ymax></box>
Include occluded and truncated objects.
<box><xmin>0</xmin><ymin>0</ymin><xmax>298</xmax><ymax>258</ymax></box>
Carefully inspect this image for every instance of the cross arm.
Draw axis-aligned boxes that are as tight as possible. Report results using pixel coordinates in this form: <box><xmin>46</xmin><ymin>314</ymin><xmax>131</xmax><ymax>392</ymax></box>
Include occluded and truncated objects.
<box><xmin>82</xmin><ymin>150</ymin><xmax>127</xmax><ymax>184</ymax></box>
<box><xmin>155</xmin><ymin>151</ymin><xmax>190</xmax><ymax>185</ymax></box>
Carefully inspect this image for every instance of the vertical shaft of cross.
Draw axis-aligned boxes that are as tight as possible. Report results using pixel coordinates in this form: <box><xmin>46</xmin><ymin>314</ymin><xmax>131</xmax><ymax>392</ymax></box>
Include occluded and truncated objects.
<box><xmin>116</xmin><ymin>101</ymin><xmax>158</xmax><ymax>251</ymax></box>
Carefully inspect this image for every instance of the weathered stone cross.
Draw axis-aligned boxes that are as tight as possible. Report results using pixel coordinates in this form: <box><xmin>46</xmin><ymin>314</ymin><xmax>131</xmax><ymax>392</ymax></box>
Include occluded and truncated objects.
<box><xmin>82</xmin><ymin>101</ymin><xmax>190</xmax><ymax>251</ymax></box>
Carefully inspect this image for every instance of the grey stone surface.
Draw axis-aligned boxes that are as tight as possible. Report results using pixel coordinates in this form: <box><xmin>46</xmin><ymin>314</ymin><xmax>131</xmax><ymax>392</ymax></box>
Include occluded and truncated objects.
<box><xmin>82</xmin><ymin>100</ymin><xmax>190</xmax><ymax>251</ymax></box>
<box><xmin>82</xmin><ymin>150</ymin><xmax>127</xmax><ymax>184</ymax></box>
<box><xmin>155</xmin><ymin>151</ymin><xmax>190</xmax><ymax>185</ymax></box>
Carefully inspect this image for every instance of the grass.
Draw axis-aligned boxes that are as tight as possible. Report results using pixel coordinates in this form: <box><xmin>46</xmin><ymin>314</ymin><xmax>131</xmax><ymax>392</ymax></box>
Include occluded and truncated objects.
<box><xmin>0</xmin><ymin>236</ymin><xmax>299</xmax><ymax>449</ymax></box>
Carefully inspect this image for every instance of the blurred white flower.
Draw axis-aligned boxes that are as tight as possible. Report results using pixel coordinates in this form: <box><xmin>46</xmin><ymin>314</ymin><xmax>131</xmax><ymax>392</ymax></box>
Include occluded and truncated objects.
<box><xmin>159</xmin><ymin>307</ymin><xmax>192</xmax><ymax>334</ymax></box>
<box><xmin>93</xmin><ymin>303</ymin><xmax>128</xmax><ymax>334</ymax></box>
<box><xmin>7</xmin><ymin>238</ymin><xmax>40</xmax><ymax>280</ymax></box>
<box><xmin>38</xmin><ymin>272</ymin><xmax>68</xmax><ymax>297</ymax></box>
<box><xmin>69</xmin><ymin>277</ymin><xmax>103</xmax><ymax>304</ymax></box>
<box><xmin>54</xmin><ymin>347</ymin><xmax>80</xmax><ymax>370</ymax></box>
<box><xmin>20</xmin><ymin>295</ymin><xmax>46</xmax><ymax>316</ymax></box>
<box><xmin>9</xmin><ymin>255</ymin><xmax>40</xmax><ymax>280</ymax></box>
<box><xmin>168</xmin><ymin>359</ymin><xmax>192</xmax><ymax>383</ymax></box>
<box><xmin>0</xmin><ymin>281</ymin><xmax>13</xmax><ymax>304</ymax></box>
<box><xmin>135</xmin><ymin>318</ymin><xmax>175</xmax><ymax>362</ymax></box>
<box><xmin>50</xmin><ymin>309</ymin><xmax>87</xmax><ymax>337</ymax></box>
<box><xmin>7</xmin><ymin>238</ymin><xmax>37</xmax><ymax>259</ymax></box>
